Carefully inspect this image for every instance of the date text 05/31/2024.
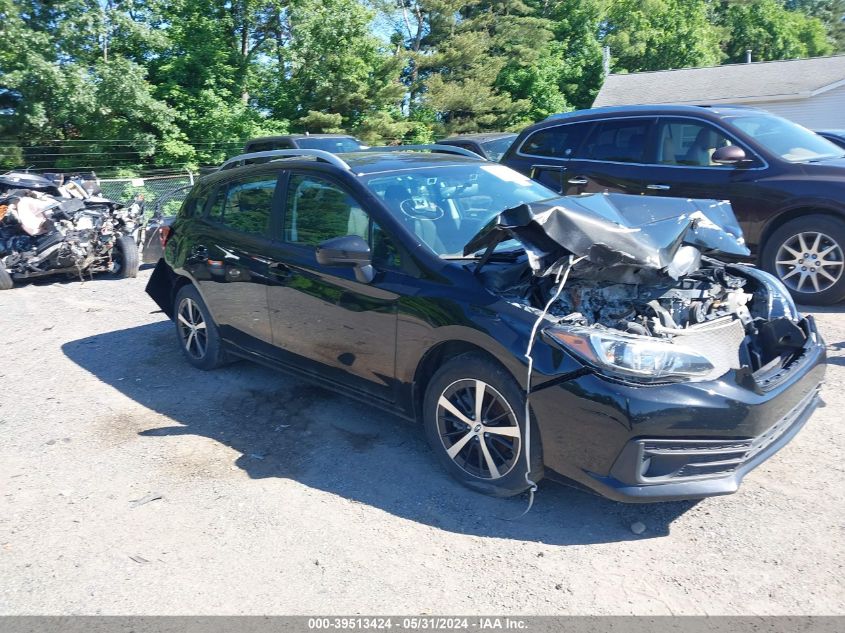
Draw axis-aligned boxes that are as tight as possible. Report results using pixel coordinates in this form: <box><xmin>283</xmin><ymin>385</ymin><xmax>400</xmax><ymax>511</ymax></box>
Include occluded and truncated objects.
<box><xmin>307</xmin><ymin>617</ymin><xmax>528</xmax><ymax>630</ymax></box>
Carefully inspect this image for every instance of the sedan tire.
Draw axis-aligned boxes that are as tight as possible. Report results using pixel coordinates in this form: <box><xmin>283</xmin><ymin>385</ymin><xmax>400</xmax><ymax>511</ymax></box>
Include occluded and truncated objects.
<box><xmin>762</xmin><ymin>214</ymin><xmax>845</xmax><ymax>305</ymax></box>
<box><xmin>173</xmin><ymin>285</ymin><xmax>229</xmax><ymax>370</ymax></box>
<box><xmin>112</xmin><ymin>235</ymin><xmax>139</xmax><ymax>279</ymax></box>
<box><xmin>423</xmin><ymin>352</ymin><xmax>543</xmax><ymax>497</ymax></box>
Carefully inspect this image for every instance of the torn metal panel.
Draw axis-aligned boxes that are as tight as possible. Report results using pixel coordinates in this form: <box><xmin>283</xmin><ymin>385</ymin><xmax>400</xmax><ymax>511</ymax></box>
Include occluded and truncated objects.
<box><xmin>464</xmin><ymin>193</ymin><xmax>750</xmax><ymax>276</ymax></box>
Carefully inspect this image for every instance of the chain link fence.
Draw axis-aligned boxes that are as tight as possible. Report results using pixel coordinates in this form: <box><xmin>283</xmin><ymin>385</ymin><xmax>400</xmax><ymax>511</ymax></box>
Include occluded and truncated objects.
<box><xmin>97</xmin><ymin>171</ymin><xmax>198</xmax><ymax>219</ymax></box>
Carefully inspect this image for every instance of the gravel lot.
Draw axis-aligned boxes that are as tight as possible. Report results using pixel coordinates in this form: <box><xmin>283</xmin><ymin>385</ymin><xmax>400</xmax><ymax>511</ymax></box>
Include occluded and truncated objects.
<box><xmin>1</xmin><ymin>268</ymin><xmax>844</xmax><ymax>615</ymax></box>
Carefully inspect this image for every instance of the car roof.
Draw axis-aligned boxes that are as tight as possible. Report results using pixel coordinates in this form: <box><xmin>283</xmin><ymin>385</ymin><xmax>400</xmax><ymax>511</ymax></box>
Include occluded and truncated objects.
<box><xmin>533</xmin><ymin>104</ymin><xmax>762</xmax><ymax>129</ymax></box>
<box><xmin>246</xmin><ymin>134</ymin><xmax>358</xmax><ymax>143</ymax></box>
<box><xmin>201</xmin><ymin>151</ymin><xmax>486</xmax><ymax>185</ymax></box>
<box><xmin>438</xmin><ymin>132</ymin><xmax>517</xmax><ymax>143</ymax></box>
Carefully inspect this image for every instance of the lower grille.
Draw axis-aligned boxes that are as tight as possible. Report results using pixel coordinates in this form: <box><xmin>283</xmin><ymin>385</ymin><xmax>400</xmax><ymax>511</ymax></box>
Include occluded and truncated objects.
<box><xmin>633</xmin><ymin>385</ymin><xmax>820</xmax><ymax>483</ymax></box>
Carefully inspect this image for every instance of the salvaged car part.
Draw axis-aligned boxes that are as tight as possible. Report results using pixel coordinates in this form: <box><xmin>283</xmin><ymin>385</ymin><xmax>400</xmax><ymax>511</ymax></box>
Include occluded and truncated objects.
<box><xmin>0</xmin><ymin>172</ymin><xmax>143</xmax><ymax>288</ymax></box>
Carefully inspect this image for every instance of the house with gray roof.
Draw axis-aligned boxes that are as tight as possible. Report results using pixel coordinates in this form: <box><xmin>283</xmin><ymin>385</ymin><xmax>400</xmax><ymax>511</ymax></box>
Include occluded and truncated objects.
<box><xmin>593</xmin><ymin>55</ymin><xmax>845</xmax><ymax>129</ymax></box>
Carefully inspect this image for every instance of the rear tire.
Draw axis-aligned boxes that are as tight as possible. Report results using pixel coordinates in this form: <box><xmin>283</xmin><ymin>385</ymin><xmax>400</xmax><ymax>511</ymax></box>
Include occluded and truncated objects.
<box><xmin>761</xmin><ymin>215</ymin><xmax>845</xmax><ymax>305</ymax></box>
<box><xmin>112</xmin><ymin>235</ymin><xmax>139</xmax><ymax>279</ymax></box>
<box><xmin>173</xmin><ymin>285</ymin><xmax>228</xmax><ymax>370</ymax></box>
<box><xmin>0</xmin><ymin>267</ymin><xmax>13</xmax><ymax>290</ymax></box>
<box><xmin>423</xmin><ymin>352</ymin><xmax>543</xmax><ymax>497</ymax></box>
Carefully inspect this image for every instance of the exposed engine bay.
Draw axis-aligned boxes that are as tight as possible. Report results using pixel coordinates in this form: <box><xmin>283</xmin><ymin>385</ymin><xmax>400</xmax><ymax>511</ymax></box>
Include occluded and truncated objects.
<box><xmin>0</xmin><ymin>172</ymin><xmax>143</xmax><ymax>287</ymax></box>
<box><xmin>469</xmin><ymin>193</ymin><xmax>811</xmax><ymax>382</ymax></box>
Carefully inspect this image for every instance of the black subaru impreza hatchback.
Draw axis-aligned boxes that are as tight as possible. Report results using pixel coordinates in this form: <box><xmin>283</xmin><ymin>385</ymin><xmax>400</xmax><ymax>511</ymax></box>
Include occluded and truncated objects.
<box><xmin>146</xmin><ymin>147</ymin><xmax>826</xmax><ymax>502</ymax></box>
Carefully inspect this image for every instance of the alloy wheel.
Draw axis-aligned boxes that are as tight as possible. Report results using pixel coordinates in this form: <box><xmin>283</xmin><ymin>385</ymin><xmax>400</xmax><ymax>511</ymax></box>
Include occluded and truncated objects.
<box><xmin>436</xmin><ymin>379</ymin><xmax>521</xmax><ymax>480</ymax></box>
<box><xmin>177</xmin><ymin>297</ymin><xmax>208</xmax><ymax>360</ymax></box>
<box><xmin>775</xmin><ymin>231</ymin><xmax>844</xmax><ymax>293</ymax></box>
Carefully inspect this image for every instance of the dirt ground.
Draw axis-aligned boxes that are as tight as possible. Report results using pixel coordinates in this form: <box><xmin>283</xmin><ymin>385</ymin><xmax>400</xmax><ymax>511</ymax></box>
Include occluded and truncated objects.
<box><xmin>1</xmin><ymin>268</ymin><xmax>843</xmax><ymax>615</ymax></box>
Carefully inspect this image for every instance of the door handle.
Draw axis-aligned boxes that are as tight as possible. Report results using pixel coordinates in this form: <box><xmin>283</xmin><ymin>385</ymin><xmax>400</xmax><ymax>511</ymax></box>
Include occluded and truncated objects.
<box><xmin>267</xmin><ymin>262</ymin><xmax>291</xmax><ymax>278</ymax></box>
<box><xmin>647</xmin><ymin>184</ymin><xmax>671</xmax><ymax>191</ymax></box>
<box><xmin>567</xmin><ymin>177</ymin><xmax>588</xmax><ymax>186</ymax></box>
<box><xmin>188</xmin><ymin>245</ymin><xmax>208</xmax><ymax>263</ymax></box>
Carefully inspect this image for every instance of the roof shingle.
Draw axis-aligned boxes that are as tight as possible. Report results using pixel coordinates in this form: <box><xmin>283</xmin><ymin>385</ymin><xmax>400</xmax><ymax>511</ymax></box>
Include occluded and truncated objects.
<box><xmin>593</xmin><ymin>55</ymin><xmax>845</xmax><ymax>107</ymax></box>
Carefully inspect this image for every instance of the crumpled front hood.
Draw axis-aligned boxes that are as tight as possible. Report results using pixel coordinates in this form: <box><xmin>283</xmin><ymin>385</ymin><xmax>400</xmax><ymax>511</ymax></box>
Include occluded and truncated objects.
<box><xmin>463</xmin><ymin>193</ymin><xmax>750</xmax><ymax>276</ymax></box>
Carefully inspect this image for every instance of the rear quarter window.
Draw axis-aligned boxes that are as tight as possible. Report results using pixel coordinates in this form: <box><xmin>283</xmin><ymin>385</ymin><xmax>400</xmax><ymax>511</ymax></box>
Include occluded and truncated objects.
<box><xmin>180</xmin><ymin>185</ymin><xmax>209</xmax><ymax>217</ymax></box>
<box><xmin>519</xmin><ymin>124</ymin><xmax>590</xmax><ymax>158</ymax></box>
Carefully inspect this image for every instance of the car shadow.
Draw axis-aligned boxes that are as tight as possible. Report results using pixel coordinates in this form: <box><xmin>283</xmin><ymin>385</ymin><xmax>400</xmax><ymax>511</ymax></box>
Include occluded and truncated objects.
<box><xmin>62</xmin><ymin>321</ymin><xmax>698</xmax><ymax>546</ymax></box>
<box><xmin>11</xmin><ymin>272</ymin><xmax>129</xmax><ymax>289</ymax></box>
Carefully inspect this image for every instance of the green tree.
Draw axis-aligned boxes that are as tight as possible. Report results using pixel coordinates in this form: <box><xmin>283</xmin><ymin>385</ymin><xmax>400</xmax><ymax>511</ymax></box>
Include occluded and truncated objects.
<box><xmin>787</xmin><ymin>0</ymin><xmax>845</xmax><ymax>52</ymax></box>
<box><xmin>602</xmin><ymin>0</ymin><xmax>724</xmax><ymax>72</ymax></box>
<box><xmin>271</xmin><ymin>0</ymin><xmax>404</xmax><ymax>130</ymax></box>
<box><xmin>720</xmin><ymin>0</ymin><xmax>834</xmax><ymax>62</ymax></box>
<box><xmin>0</xmin><ymin>0</ymin><xmax>186</xmax><ymax>169</ymax></box>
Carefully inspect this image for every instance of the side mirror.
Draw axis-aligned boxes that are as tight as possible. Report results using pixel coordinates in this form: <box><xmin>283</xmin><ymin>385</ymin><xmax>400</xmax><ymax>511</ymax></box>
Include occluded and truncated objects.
<box><xmin>712</xmin><ymin>145</ymin><xmax>747</xmax><ymax>165</ymax></box>
<box><xmin>315</xmin><ymin>235</ymin><xmax>375</xmax><ymax>283</ymax></box>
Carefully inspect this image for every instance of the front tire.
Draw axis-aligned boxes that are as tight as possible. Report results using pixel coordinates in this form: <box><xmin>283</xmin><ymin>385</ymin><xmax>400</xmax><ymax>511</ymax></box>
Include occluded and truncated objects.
<box><xmin>173</xmin><ymin>285</ymin><xmax>228</xmax><ymax>370</ymax></box>
<box><xmin>423</xmin><ymin>352</ymin><xmax>543</xmax><ymax>497</ymax></box>
<box><xmin>112</xmin><ymin>235</ymin><xmax>139</xmax><ymax>279</ymax></box>
<box><xmin>762</xmin><ymin>215</ymin><xmax>845</xmax><ymax>306</ymax></box>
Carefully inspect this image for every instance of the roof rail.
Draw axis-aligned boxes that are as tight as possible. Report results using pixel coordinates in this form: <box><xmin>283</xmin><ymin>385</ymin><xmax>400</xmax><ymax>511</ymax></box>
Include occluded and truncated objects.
<box><xmin>363</xmin><ymin>144</ymin><xmax>484</xmax><ymax>160</ymax></box>
<box><xmin>219</xmin><ymin>149</ymin><xmax>351</xmax><ymax>171</ymax></box>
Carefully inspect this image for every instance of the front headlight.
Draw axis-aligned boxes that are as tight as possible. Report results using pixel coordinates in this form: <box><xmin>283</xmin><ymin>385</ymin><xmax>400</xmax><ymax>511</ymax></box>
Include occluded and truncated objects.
<box><xmin>547</xmin><ymin>326</ymin><xmax>714</xmax><ymax>381</ymax></box>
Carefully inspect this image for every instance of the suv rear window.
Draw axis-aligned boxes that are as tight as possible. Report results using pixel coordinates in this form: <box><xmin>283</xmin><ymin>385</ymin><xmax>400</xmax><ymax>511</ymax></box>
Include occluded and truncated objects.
<box><xmin>582</xmin><ymin>119</ymin><xmax>650</xmax><ymax>163</ymax></box>
<box><xmin>519</xmin><ymin>124</ymin><xmax>589</xmax><ymax>158</ymax></box>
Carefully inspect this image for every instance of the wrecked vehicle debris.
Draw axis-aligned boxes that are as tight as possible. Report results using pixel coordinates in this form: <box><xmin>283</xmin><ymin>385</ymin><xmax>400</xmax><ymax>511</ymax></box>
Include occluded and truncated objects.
<box><xmin>469</xmin><ymin>193</ymin><xmax>807</xmax><ymax>382</ymax></box>
<box><xmin>147</xmin><ymin>151</ymin><xmax>825</xmax><ymax>503</ymax></box>
<box><xmin>0</xmin><ymin>172</ymin><xmax>142</xmax><ymax>289</ymax></box>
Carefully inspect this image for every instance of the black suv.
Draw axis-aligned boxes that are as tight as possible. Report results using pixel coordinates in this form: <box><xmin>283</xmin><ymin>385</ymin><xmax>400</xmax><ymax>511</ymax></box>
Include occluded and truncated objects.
<box><xmin>436</xmin><ymin>132</ymin><xmax>517</xmax><ymax>161</ymax></box>
<box><xmin>243</xmin><ymin>134</ymin><xmax>366</xmax><ymax>154</ymax></box>
<box><xmin>502</xmin><ymin>105</ymin><xmax>845</xmax><ymax>304</ymax></box>
<box><xmin>146</xmin><ymin>147</ymin><xmax>824</xmax><ymax>503</ymax></box>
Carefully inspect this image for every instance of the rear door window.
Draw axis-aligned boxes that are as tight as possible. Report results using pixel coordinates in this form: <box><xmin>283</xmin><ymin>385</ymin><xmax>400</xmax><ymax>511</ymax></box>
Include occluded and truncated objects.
<box><xmin>206</xmin><ymin>174</ymin><xmax>279</xmax><ymax>237</ymax></box>
<box><xmin>582</xmin><ymin>118</ymin><xmax>652</xmax><ymax>163</ymax></box>
<box><xmin>519</xmin><ymin>123</ymin><xmax>590</xmax><ymax>159</ymax></box>
<box><xmin>655</xmin><ymin>119</ymin><xmax>737</xmax><ymax>167</ymax></box>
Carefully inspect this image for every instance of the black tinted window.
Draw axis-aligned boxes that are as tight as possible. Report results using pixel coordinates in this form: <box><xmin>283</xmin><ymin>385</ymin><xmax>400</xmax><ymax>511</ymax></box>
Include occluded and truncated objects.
<box><xmin>284</xmin><ymin>175</ymin><xmax>368</xmax><ymax>246</ymax></box>
<box><xmin>245</xmin><ymin>139</ymin><xmax>293</xmax><ymax>152</ymax></box>
<box><xmin>182</xmin><ymin>185</ymin><xmax>208</xmax><ymax>217</ymax></box>
<box><xmin>480</xmin><ymin>136</ymin><xmax>516</xmax><ymax>161</ymax></box>
<box><xmin>519</xmin><ymin>124</ymin><xmax>589</xmax><ymax>158</ymax></box>
<box><xmin>207</xmin><ymin>175</ymin><xmax>277</xmax><ymax>236</ymax></box>
<box><xmin>295</xmin><ymin>137</ymin><xmax>364</xmax><ymax>152</ymax></box>
<box><xmin>583</xmin><ymin>119</ymin><xmax>650</xmax><ymax>163</ymax></box>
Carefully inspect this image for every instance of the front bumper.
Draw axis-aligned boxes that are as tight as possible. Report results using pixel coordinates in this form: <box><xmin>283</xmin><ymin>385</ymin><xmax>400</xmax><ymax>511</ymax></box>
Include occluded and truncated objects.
<box><xmin>531</xmin><ymin>315</ymin><xmax>827</xmax><ymax>502</ymax></box>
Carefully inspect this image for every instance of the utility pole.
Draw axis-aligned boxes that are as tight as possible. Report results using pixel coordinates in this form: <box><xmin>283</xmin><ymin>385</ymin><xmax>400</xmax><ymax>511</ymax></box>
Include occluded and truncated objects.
<box><xmin>102</xmin><ymin>3</ymin><xmax>109</xmax><ymax>62</ymax></box>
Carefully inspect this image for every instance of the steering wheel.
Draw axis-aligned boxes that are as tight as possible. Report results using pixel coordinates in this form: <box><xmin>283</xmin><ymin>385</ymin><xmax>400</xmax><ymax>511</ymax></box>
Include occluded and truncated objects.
<box><xmin>400</xmin><ymin>198</ymin><xmax>444</xmax><ymax>221</ymax></box>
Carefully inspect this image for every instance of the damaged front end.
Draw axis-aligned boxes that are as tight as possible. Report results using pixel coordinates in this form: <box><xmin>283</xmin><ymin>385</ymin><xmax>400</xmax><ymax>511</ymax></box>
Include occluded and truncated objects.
<box><xmin>468</xmin><ymin>193</ymin><xmax>813</xmax><ymax>385</ymax></box>
<box><xmin>0</xmin><ymin>172</ymin><xmax>143</xmax><ymax>285</ymax></box>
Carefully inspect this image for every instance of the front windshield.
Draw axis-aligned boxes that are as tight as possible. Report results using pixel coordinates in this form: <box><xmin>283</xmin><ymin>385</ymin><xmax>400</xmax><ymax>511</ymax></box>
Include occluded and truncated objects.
<box><xmin>363</xmin><ymin>163</ymin><xmax>557</xmax><ymax>257</ymax></box>
<box><xmin>480</xmin><ymin>135</ymin><xmax>517</xmax><ymax>161</ymax></box>
<box><xmin>297</xmin><ymin>137</ymin><xmax>364</xmax><ymax>152</ymax></box>
<box><xmin>730</xmin><ymin>114</ymin><xmax>845</xmax><ymax>162</ymax></box>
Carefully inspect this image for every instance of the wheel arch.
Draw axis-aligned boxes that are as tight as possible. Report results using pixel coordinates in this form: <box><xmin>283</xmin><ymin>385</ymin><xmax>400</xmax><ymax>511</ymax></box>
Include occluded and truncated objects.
<box><xmin>410</xmin><ymin>337</ymin><xmax>526</xmax><ymax>424</ymax></box>
<box><xmin>758</xmin><ymin>205</ymin><xmax>845</xmax><ymax>263</ymax></box>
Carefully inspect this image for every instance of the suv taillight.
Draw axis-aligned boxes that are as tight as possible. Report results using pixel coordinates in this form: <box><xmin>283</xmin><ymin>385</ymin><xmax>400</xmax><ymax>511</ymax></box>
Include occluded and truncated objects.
<box><xmin>160</xmin><ymin>225</ymin><xmax>171</xmax><ymax>248</ymax></box>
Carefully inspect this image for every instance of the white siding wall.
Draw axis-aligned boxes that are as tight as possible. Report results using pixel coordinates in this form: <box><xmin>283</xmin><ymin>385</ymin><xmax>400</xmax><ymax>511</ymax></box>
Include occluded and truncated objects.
<box><xmin>744</xmin><ymin>86</ymin><xmax>845</xmax><ymax>129</ymax></box>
